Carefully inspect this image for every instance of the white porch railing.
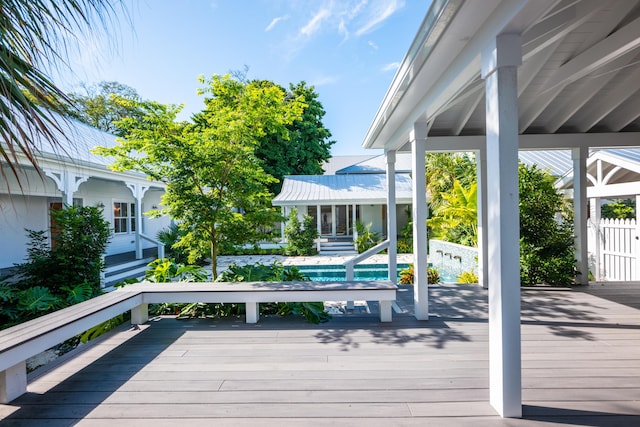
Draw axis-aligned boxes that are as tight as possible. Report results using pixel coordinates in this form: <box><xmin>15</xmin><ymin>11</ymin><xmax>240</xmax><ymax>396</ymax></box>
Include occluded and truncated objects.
<box><xmin>138</xmin><ymin>233</ymin><xmax>165</xmax><ymax>260</ymax></box>
<box><xmin>590</xmin><ymin>218</ymin><xmax>639</xmax><ymax>281</ymax></box>
<box><xmin>342</xmin><ymin>240</ymin><xmax>390</xmax><ymax>310</ymax></box>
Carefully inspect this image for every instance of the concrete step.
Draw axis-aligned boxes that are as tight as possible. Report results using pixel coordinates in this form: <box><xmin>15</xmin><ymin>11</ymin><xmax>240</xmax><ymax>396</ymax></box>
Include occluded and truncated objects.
<box><xmin>104</xmin><ymin>257</ymin><xmax>154</xmax><ymax>286</ymax></box>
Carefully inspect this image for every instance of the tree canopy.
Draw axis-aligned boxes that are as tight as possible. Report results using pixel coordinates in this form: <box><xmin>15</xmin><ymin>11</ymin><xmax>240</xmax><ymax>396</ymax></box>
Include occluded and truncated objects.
<box><xmin>255</xmin><ymin>81</ymin><xmax>335</xmax><ymax>194</ymax></box>
<box><xmin>67</xmin><ymin>81</ymin><xmax>144</xmax><ymax>136</ymax></box>
<box><xmin>95</xmin><ymin>74</ymin><xmax>305</xmax><ymax>276</ymax></box>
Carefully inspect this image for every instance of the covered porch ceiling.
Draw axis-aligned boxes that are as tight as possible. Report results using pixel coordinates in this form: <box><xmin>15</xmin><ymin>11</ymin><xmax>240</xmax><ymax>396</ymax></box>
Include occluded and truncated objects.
<box><xmin>363</xmin><ymin>0</ymin><xmax>640</xmax><ymax>152</ymax></box>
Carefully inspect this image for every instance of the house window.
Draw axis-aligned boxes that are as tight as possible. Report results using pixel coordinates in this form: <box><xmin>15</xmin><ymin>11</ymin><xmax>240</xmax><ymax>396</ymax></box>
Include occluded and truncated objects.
<box><xmin>113</xmin><ymin>202</ymin><xmax>136</xmax><ymax>233</ymax></box>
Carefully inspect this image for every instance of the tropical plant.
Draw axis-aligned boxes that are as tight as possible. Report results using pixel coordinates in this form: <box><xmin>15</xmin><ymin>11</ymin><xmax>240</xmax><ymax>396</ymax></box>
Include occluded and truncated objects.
<box><xmin>156</xmin><ymin>223</ymin><xmax>202</xmax><ymax>265</ymax></box>
<box><xmin>0</xmin><ymin>0</ymin><xmax>124</xmax><ymax>186</ymax></box>
<box><xmin>219</xmin><ymin>261</ymin><xmax>330</xmax><ymax>324</ymax></box>
<box><xmin>355</xmin><ymin>221</ymin><xmax>381</xmax><ymax>253</ymax></box>
<box><xmin>457</xmin><ymin>270</ymin><xmax>478</xmax><ymax>284</ymax></box>
<box><xmin>426</xmin><ymin>152</ymin><xmax>477</xmax><ymax>211</ymax></box>
<box><xmin>143</xmin><ymin>258</ymin><xmax>208</xmax><ymax>283</ymax></box>
<box><xmin>428</xmin><ymin>181</ymin><xmax>478</xmax><ymax>247</ymax></box>
<box><xmin>284</xmin><ymin>208</ymin><xmax>318</xmax><ymax>256</ymax></box>
<box><xmin>398</xmin><ymin>264</ymin><xmax>440</xmax><ymax>285</ymax></box>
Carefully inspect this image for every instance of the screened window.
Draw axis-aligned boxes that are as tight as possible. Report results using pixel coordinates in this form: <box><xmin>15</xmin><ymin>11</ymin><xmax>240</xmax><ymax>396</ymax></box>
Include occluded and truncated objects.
<box><xmin>113</xmin><ymin>202</ymin><xmax>136</xmax><ymax>233</ymax></box>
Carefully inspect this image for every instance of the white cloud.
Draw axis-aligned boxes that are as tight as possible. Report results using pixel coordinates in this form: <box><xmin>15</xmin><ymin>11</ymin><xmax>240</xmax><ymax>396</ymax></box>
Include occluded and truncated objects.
<box><xmin>265</xmin><ymin>15</ymin><xmax>290</xmax><ymax>32</ymax></box>
<box><xmin>355</xmin><ymin>0</ymin><xmax>404</xmax><ymax>36</ymax></box>
<box><xmin>300</xmin><ymin>7</ymin><xmax>332</xmax><ymax>37</ymax></box>
<box><xmin>311</xmin><ymin>75</ymin><xmax>339</xmax><ymax>86</ymax></box>
<box><xmin>382</xmin><ymin>62</ymin><xmax>400</xmax><ymax>72</ymax></box>
<box><xmin>368</xmin><ymin>40</ymin><xmax>379</xmax><ymax>50</ymax></box>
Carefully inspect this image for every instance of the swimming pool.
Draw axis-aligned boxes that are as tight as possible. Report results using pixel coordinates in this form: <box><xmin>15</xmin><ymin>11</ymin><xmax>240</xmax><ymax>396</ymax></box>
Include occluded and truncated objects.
<box><xmin>295</xmin><ymin>263</ymin><xmax>456</xmax><ymax>283</ymax></box>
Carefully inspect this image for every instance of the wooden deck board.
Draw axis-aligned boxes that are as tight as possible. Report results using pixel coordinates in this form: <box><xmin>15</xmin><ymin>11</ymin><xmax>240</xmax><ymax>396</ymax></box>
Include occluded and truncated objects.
<box><xmin>1</xmin><ymin>284</ymin><xmax>640</xmax><ymax>425</ymax></box>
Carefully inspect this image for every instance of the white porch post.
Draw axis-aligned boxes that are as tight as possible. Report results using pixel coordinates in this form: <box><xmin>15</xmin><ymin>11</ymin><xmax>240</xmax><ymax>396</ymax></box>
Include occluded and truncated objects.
<box><xmin>573</xmin><ymin>147</ymin><xmax>589</xmax><ymax>285</ymax></box>
<box><xmin>476</xmin><ymin>147</ymin><xmax>489</xmax><ymax>289</ymax></box>
<box><xmin>127</xmin><ymin>183</ymin><xmax>149</xmax><ymax>260</ymax></box>
<box><xmin>331</xmin><ymin>205</ymin><xmax>336</xmax><ymax>236</ymax></box>
<box><xmin>386</xmin><ymin>150</ymin><xmax>398</xmax><ymax>282</ymax></box>
<box><xmin>482</xmin><ymin>33</ymin><xmax>522</xmax><ymax>418</ymax></box>
<box><xmin>352</xmin><ymin>204</ymin><xmax>358</xmax><ymax>243</ymax></box>
<box><xmin>636</xmin><ymin>194</ymin><xmax>640</xmax><ymax>279</ymax></box>
<box><xmin>44</xmin><ymin>170</ymin><xmax>88</xmax><ymax>206</ymax></box>
<box><xmin>410</xmin><ymin>123</ymin><xmax>429</xmax><ymax>320</ymax></box>
<box><xmin>589</xmin><ymin>197</ymin><xmax>602</xmax><ymax>280</ymax></box>
<box><xmin>316</xmin><ymin>205</ymin><xmax>322</xmax><ymax>252</ymax></box>
<box><xmin>281</xmin><ymin>207</ymin><xmax>287</xmax><ymax>242</ymax></box>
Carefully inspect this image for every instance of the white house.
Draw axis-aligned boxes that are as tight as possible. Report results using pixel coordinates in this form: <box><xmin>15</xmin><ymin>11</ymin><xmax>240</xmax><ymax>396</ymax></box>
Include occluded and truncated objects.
<box><xmin>272</xmin><ymin>153</ymin><xmax>413</xmax><ymax>253</ymax></box>
<box><xmin>0</xmin><ymin>118</ymin><xmax>169</xmax><ymax>278</ymax></box>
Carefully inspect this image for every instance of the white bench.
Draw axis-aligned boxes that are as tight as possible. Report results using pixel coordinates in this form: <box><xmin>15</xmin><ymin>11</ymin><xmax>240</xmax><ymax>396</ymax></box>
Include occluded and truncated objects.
<box><xmin>0</xmin><ymin>280</ymin><xmax>396</xmax><ymax>403</ymax></box>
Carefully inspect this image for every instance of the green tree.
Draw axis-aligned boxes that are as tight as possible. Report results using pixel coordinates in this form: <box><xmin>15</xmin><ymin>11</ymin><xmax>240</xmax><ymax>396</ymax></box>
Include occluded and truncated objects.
<box><xmin>96</xmin><ymin>74</ymin><xmax>304</xmax><ymax>277</ymax></box>
<box><xmin>0</xmin><ymin>0</ymin><xmax>124</xmax><ymax>185</ymax></box>
<box><xmin>519</xmin><ymin>163</ymin><xmax>575</xmax><ymax>286</ymax></box>
<box><xmin>255</xmin><ymin>81</ymin><xmax>335</xmax><ymax>194</ymax></box>
<box><xmin>283</xmin><ymin>208</ymin><xmax>318</xmax><ymax>256</ymax></box>
<box><xmin>601</xmin><ymin>199</ymin><xmax>635</xmax><ymax>219</ymax></box>
<box><xmin>426</xmin><ymin>152</ymin><xmax>477</xmax><ymax>211</ymax></box>
<box><xmin>428</xmin><ymin>180</ymin><xmax>478</xmax><ymax>247</ymax></box>
<box><xmin>67</xmin><ymin>81</ymin><xmax>144</xmax><ymax>136</ymax></box>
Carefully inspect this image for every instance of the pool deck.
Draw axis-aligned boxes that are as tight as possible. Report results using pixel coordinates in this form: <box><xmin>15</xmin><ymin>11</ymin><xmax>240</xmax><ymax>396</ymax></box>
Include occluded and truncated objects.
<box><xmin>2</xmin><ymin>282</ymin><xmax>640</xmax><ymax>426</ymax></box>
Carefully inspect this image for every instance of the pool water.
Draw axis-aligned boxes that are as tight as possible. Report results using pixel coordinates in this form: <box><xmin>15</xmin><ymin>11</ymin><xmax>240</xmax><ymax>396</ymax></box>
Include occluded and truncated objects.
<box><xmin>295</xmin><ymin>263</ymin><xmax>456</xmax><ymax>283</ymax></box>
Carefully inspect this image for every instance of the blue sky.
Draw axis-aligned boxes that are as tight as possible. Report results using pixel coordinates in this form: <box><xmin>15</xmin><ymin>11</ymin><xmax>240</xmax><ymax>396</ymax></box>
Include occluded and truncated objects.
<box><xmin>62</xmin><ymin>0</ymin><xmax>429</xmax><ymax>156</ymax></box>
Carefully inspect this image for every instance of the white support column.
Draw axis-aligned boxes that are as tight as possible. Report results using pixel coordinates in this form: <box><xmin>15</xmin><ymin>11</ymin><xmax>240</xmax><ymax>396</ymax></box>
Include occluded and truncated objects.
<box><xmin>476</xmin><ymin>147</ymin><xmax>489</xmax><ymax>289</ymax></box>
<box><xmin>636</xmin><ymin>195</ymin><xmax>640</xmax><ymax>279</ymax></box>
<box><xmin>482</xmin><ymin>33</ymin><xmax>522</xmax><ymax>418</ymax></box>
<box><xmin>589</xmin><ymin>198</ymin><xmax>602</xmax><ymax>280</ymax></box>
<box><xmin>316</xmin><ymin>205</ymin><xmax>322</xmax><ymax>252</ymax></box>
<box><xmin>0</xmin><ymin>361</ymin><xmax>26</xmax><ymax>403</ymax></box>
<box><xmin>573</xmin><ymin>147</ymin><xmax>589</xmax><ymax>285</ymax></box>
<box><xmin>280</xmin><ymin>207</ymin><xmax>287</xmax><ymax>242</ymax></box>
<box><xmin>127</xmin><ymin>183</ymin><xmax>150</xmax><ymax>260</ymax></box>
<box><xmin>386</xmin><ymin>150</ymin><xmax>398</xmax><ymax>283</ymax></box>
<box><xmin>410</xmin><ymin>123</ymin><xmax>429</xmax><ymax>320</ymax></box>
<box><xmin>352</xmin><ymin>204</ymin><xmax>357</xmax><ymax>242</ymax></box>
<box><xmin>331</xmin><ymin>205</ymin><xmax>336</xmax><ymax>236</ymax></box>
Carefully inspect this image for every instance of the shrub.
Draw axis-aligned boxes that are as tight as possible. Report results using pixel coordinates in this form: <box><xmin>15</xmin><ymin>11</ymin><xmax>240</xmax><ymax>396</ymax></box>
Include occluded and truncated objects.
<box><xmin>284</xmin><ymin>208</ymin><xmax>318</xmax><ymax>256</ymax></box>
<box><xmin>398</xmin><ymin>264</ymin><xmax>440</xmax><ymax>285</ymax></box>
<box><xmin>457</xmin><ymin>270</ymin><xmax>478</xmax><ymax>284</ymax></box>
<box><xmin>355</xmin><ymin>221</ymin><xmax>381</xmax><ymax>253</ymax></box>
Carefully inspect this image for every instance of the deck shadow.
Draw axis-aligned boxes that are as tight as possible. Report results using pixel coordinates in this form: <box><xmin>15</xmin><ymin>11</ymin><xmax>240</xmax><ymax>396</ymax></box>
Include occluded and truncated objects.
<box><xmin>522</xmin><ymin>405</ymin><xmax>640</xmax><ymax>426</ymax></box>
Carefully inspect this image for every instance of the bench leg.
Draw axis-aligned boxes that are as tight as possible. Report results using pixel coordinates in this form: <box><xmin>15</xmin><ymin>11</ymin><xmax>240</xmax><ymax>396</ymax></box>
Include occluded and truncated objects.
<box><xmin>131</xmin><ymin>303</ymin><xmax>149</xmax><ymax>325</ymax></box>
<box><xmin>379</xmin><ymin>300</ymin><xmax>392</xmax><ymax>322</ymax></box>
<box><xmin>346</xmin><ymin>300</ymin><xmax>355</xmax><ymax>310</ymax></box>
<box><xmin>0</xmin><ymin>361</ymin><xmax>26</xmax><ymax>403</ymax></box>
<box><xmin>245</xmin><ymin>302</ymin><xmax>259</xmax><ymax>323</ymax></box>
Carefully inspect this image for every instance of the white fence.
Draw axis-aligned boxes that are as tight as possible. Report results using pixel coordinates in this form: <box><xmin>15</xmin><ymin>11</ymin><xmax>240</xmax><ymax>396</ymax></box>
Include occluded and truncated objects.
<box><xmin>589</xmin><ymin>218</ymin><xmax>639</xmax><ymax>281</ymax></box>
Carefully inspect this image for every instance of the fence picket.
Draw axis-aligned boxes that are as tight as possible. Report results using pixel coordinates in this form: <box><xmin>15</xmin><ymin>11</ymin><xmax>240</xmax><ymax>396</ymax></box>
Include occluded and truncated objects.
<box><xmin>590</xmin><ymin>218</ymin><xmax>638</xmax><ymax>281</ymax></box>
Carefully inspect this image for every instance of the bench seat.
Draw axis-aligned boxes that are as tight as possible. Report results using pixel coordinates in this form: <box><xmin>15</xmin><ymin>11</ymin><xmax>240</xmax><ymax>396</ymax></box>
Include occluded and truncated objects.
<box><xmin>0</xmin><ymin>280</ymin><xmax>397</xmax><ymax>403</ymax></box>
<box><xmin>126</xmin><ymin>280</ymin><xmax>398</xmax><ymax>324</ymax></box>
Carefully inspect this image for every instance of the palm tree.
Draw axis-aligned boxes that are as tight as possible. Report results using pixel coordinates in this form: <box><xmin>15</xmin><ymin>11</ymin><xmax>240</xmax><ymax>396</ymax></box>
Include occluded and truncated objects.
<box><xmin>428</xmin><ymin>180</ymin><xmax>478</xmax><ymax>247</ymax></box>
<box><xmin>0</xmin><ymin>0</ymin><xmax>124</xmax><ymax>186</ymax></box>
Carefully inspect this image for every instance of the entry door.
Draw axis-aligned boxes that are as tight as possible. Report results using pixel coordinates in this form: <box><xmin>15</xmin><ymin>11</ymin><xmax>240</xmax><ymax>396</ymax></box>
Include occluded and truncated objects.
<box><xmin>49</xmin><ymin>202</ymin><xmax>63</xmax><ymax>249</ymax></box>
<box><xmin>335</xmin><ymin>205</ymin><xmax>349</xmax><ymax>236</ymax></box>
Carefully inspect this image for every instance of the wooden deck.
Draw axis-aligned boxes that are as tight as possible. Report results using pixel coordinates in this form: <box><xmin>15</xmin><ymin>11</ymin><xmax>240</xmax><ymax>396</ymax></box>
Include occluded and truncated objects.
<box><xmin>1</xmin><ymin>283</ymin><xmax>639</xmax><ymax>426</ymax></box>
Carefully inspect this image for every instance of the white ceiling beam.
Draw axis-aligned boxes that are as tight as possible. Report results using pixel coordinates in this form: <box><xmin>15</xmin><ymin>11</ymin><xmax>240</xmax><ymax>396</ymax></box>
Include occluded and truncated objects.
<box><xmin>577</xmin><ymin>58</ymin><xmax>640</xmax><ymax>132</ymax></box>
<box><xmin>452</xmin><ymin>85</ymin><xmax>484</xmax><ymax>136</ymax></box>
<box><xmin>412</xmin><ymin>132</ymin><xmax>640</xmax><ymax>152</ymax></box>
<box><xmin>588</xmin><ymin>181</ymin><xmax>640</xmax><ymax>198</ymax></box>
<box><xmin>519</xmin><ymin>85</ymin><xmax>565</xmax><ymax>133</ymax></box>
<box><xmin>604</xmin><ymin>93</ymin><xmax>640</xmax><ymax>132</ymax></box>
<box><xmin>521</xmin><ymin>0</ymin><xmax>605</xmax><ymax>60</ymax></box>
<box><xmin>518</xmin><ymin>39</ymin><xmax>561</xmax><ymax>96</ymax></box>
<box><xmin>543</xmin><ymin>55</ymin><xmax>633</xmax><ymax>132</ymax></box>
<box><xmin>539</xmin><ymin>15</ymin><xmax>640</xmax><ymax>94</ymax></box>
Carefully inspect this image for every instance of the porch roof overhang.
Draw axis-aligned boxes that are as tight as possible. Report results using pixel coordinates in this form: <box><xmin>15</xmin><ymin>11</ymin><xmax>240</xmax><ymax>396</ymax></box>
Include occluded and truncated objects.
<box><xmin>362</xmin><ymin>0</ymin><xmax>640</xmax><ymax>152</ymax></box>
<box><xmin>272</xmin><ymin>173</ymin><xmax>413</xmax><ymax>207</ymax></box>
